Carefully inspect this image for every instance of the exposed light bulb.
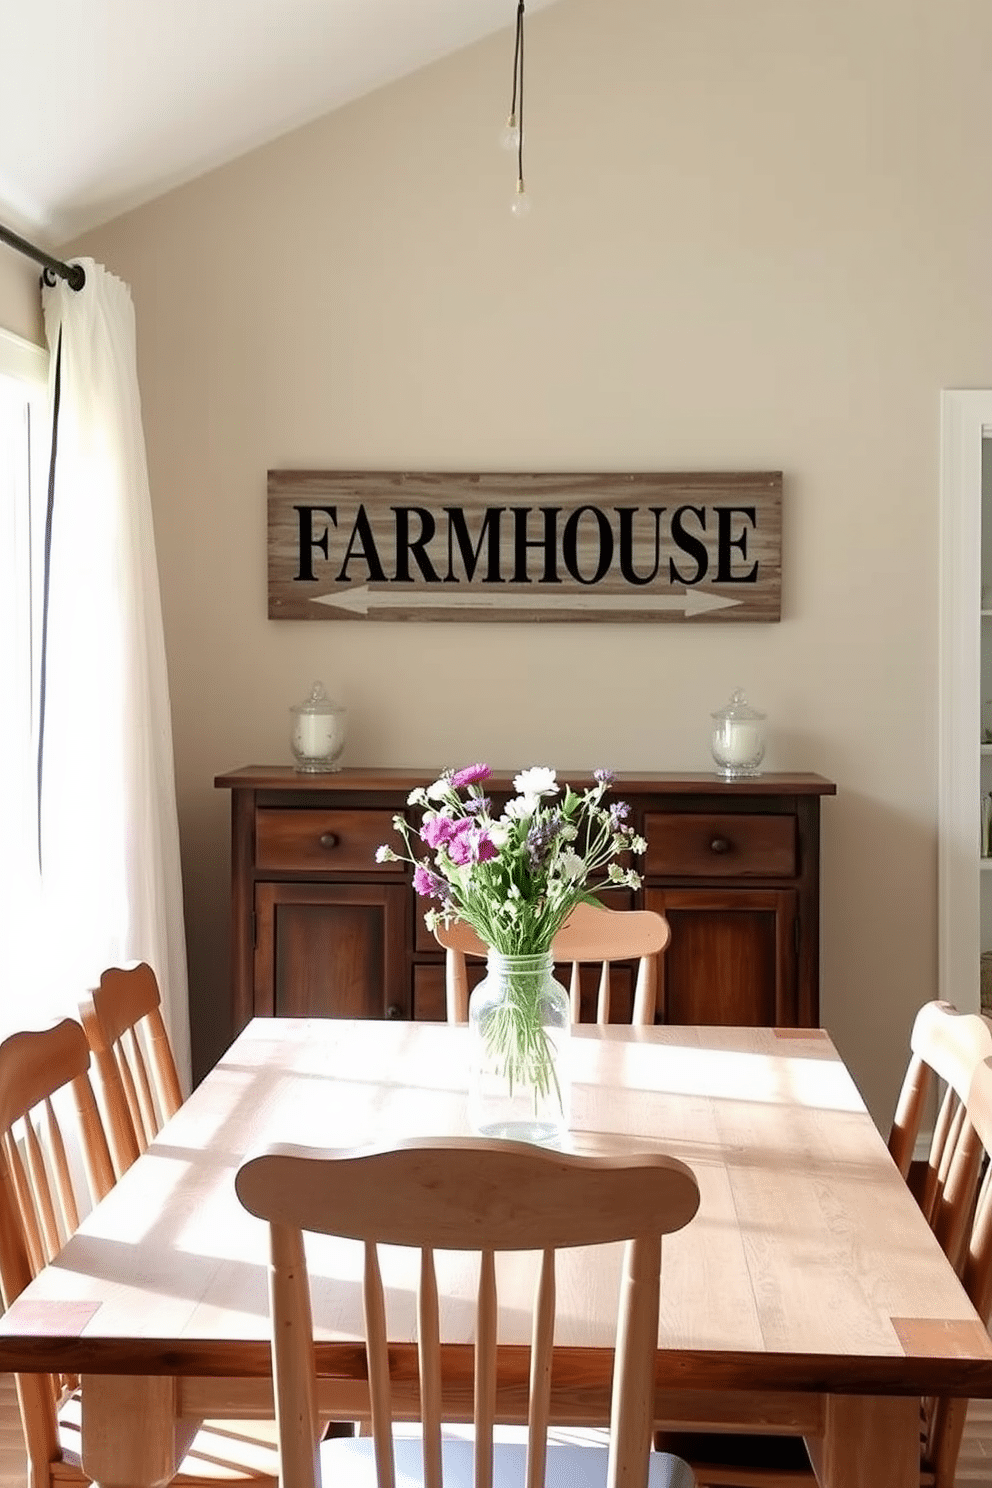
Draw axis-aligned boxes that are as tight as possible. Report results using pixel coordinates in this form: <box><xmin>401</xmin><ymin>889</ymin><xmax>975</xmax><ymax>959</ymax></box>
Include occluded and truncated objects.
<box><xmin>510</xmin><ymin>179</ymin><xmax>532</xmax><ymax>218</ymax></box>
<box><xmin>500</xmin><ymin>113</ymin><xmax>520</xmax><ymax>151</ymax></box>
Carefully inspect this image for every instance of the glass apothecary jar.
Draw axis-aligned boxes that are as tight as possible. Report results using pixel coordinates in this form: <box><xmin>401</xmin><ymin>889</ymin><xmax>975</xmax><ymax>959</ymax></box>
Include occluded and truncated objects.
<box><xmin>290</xmin><ymin>682</ymin><xmax>346</xmax><ymax>773</ymax></box>
<box><xmin>711</xmin><ymin>689</ymin><xmax>766</xmax><ymax>778</ymax></box>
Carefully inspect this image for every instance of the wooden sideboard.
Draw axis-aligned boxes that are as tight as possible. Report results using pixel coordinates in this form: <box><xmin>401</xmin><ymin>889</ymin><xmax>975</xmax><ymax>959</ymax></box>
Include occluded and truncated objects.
<box><xmin>215</xmin><ymin>766</ymin><xmax>836</xmax><ymax>1036</ymax></box>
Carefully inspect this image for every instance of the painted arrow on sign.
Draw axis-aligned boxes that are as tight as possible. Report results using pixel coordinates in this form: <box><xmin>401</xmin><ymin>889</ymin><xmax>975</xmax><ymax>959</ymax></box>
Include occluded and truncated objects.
<box><xmin>312</xmin><ymin>586</ymin><xmax>743</xmax><ymax>617</ymax></box>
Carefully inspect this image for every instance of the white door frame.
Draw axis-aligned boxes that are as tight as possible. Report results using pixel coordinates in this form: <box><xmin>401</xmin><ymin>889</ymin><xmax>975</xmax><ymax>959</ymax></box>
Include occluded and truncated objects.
<box><xmin>939</xmin><ymin>390</ymin><xmax>992</xmax><ymax>1013</ymax></box>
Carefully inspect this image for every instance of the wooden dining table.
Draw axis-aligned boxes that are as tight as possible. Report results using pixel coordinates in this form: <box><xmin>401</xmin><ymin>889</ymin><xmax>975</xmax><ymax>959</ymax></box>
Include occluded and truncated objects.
<box><xmin>1</xmin><ymin>1017</ymin><xmax>991</xmax><ymax>1488</ymax></box>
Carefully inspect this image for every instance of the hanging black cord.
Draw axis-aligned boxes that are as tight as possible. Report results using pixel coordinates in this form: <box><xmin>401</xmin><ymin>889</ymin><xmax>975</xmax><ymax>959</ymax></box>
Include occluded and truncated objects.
<box><xmin>517</xmin><ymin>1</ymin><xmax>525</xmax><ymax>186</ymax></box>
<box><xmin>0</xmin><ymin>221</ymin><xmax>85</xmax><ymax>291</ymax></box>
<box><xmin>510</xmin><ymin>0</ymin><xmax>523</xmax><ymax>121</ymax></box>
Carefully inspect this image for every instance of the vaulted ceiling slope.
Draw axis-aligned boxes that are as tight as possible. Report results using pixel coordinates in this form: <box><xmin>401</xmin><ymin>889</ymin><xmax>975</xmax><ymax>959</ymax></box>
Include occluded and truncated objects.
<box><xmin>0</xmin><ymin>0</ymin><xmax>562</xmax><ymax>246</ymax></box>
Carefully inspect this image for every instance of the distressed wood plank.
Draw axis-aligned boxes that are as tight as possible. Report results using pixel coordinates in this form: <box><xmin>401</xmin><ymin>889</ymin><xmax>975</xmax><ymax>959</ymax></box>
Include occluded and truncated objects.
<box><xmin>268</xmin><ymin>470</ymin><xmax>782</xmax><ymax>622</ymax></box>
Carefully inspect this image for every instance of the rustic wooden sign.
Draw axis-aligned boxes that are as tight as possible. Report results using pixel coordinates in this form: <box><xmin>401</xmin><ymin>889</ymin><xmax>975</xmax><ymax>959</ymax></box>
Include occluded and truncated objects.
<box><xmin>268</xmin><ymin>471</ymin><xmax>782</xmax><ymax>623</ymax></box>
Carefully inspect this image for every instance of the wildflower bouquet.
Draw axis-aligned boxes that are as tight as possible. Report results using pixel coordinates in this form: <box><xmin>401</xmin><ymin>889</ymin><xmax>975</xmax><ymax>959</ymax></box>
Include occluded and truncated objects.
<box><xmin>376</xmin><ymin>765</ymin><xmax>645</xmax><ymax>1133</ymax></box>
<box><xmin>376</xmin><ymin>763</ymin><xmax>644</xmax><ymax>950</ymax></box>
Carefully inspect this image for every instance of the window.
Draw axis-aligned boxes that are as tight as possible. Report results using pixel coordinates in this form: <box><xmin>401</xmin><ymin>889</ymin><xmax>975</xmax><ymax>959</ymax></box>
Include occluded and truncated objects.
<box><xmin>0</xmin><ymin>326</ymin><xmax>48</xmax><ymax>1027</ymax></box>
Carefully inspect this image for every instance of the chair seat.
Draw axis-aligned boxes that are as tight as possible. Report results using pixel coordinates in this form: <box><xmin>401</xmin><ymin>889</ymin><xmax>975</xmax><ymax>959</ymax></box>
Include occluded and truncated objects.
<box><xmin>321</xmin><ymin>1436</ymin><xmax>695</xmax><ymax>1488</ymax></box>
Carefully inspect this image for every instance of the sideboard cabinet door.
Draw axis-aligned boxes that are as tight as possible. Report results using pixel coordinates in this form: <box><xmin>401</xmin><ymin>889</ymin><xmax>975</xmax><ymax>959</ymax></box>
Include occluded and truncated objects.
<box><xmin>645</xmin><ymin>886</ymin><xmax>798</xmax><ymax>1026</ymax></box>
<box><xmin>254</xmin><ymin>882</ymin><xmax>410</xmax><ymax>1020</ymax></box>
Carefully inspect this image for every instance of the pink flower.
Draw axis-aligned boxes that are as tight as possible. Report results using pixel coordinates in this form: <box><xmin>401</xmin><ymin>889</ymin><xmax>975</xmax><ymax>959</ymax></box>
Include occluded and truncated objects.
<box><xmin>446</xmin><ymin>822</ymin><xmax>498</xmax><ymax>867</ymax></box>
<box><xmin>451</xmin><ymin>763</ymin><xmax>491</xmax><ymax>789</ymax></box>
<box><xmin>413</xmin><ymin>864</ymin><xmax>444</xmax><ymax>898</ymax></box>
<box><xmin>420</xmin><ymin>813</ymin><xmax>455</xmax><ymax>848</ymax></box>
<box><xmin>475</xmin><ymin>833</ymin><xmax>498</xmax><ymax>863</ymax></box>
<box><xmin>446</xmin><ymin>825</ymin><xmax>476</xmax><ymax>866</ymax></box>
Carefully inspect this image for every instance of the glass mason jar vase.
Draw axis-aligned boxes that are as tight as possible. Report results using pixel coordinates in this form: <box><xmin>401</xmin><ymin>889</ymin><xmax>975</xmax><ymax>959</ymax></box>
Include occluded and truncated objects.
<box><xmin>468</xmin><ymin>950</ymin><xmax>570</xmax><ymax>1144</ymax></box>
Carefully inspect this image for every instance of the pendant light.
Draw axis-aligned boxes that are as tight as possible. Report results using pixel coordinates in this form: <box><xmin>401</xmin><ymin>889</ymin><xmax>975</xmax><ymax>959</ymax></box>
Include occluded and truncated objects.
<box><xmin>502</xmin><ymin>0</ymin><xmax>531</xmax><ymax>217</ymax></box>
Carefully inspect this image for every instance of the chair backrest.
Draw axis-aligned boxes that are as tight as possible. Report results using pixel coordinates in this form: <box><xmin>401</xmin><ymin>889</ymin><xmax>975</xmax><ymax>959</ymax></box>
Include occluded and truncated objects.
<box><xmin>434</xmin><ymin>901</ymin><xmax>671</xmax><ymax>1025</ymax></box>
<box><xmin>236</xmin><ymin>1136</ymin><xmax>700</xmax><ymax>1488</ymax></box>
<box><xmin>0</xmin><ymin>1020</ymin><xmax>116</xmax><ymax>1483</ymax></box>
<box><xmin>79</xmin><ymin>961</ymin><xmax>184</xmax><ymax>1177</ymax></box>
<box><xmin>923</xmin><ymin>1052</ymin><xmax>992</xmax><ymax>1483</ymax></box>
<box><xmin>887</xmin><ymin>1000</ymin><xmax>992</xmax><ymax>1272</ymax></box>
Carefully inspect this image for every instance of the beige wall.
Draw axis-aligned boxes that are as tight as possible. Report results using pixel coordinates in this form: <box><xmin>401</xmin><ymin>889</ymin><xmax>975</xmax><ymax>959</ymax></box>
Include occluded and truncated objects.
<box><xmin>0</xmin><ymin>252</ymin><xmax>43</xmax><ymax>346</ymax></box>
<box><xmin>71</xmin><ymin>0</ymin><xmax>992</xmax><ymax>1119</ymax></box>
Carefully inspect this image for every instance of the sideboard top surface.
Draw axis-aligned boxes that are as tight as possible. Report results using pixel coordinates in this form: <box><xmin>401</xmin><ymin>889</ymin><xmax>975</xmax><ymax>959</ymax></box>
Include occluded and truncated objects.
<box><xmin>215</xmin><ymin>765</ymin><xmax>837</xmax><ymax>797</ymax></box>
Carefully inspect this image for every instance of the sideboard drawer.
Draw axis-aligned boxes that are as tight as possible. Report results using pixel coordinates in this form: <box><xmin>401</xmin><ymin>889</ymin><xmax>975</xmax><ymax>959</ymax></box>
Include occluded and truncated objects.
<box><xmin>255</xmin><ymin>808</ymin><xmax>400</xmax><ymax>874</ymax></box>
<box><xmin>644</xmin><ymin>813</ymin><xmax>796</xmax><ymax>878</ymax></box>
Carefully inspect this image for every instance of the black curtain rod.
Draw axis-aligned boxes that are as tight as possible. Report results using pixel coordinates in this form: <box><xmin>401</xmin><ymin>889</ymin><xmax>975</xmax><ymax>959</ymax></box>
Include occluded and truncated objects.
<box><xmin>0</xmin><ymin>221</ymin><xmax>85</xmax><ymax>291</ymax></box>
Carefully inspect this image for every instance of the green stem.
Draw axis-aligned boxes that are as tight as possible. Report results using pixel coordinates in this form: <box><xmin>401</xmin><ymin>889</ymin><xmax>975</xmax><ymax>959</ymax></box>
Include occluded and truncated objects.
<box><xmin>475</xmin><ymin>956</ymin><xmax>565</xmax><ymax>1114</ymax></box>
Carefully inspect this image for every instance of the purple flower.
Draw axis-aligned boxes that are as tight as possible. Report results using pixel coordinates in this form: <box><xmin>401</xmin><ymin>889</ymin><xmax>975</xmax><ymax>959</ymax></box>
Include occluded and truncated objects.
<box><xmin>464</xmin><ymin>795</ymin><xmax>492</xmax><ymax>815</ymax></box>
<box><xmin>608</xmin><ymin>800</ymin><xmax>630</xmax><ymax>826</ymax></box>
<box><xmin>420</xmin><ymin>813</ymin><xmax>455</xmax><ymax>849</ymax></box>
<box><xmin>526</xmin><ymin>814</ymin><xmax>564</xmax><ymax>868</ymax></box>
<box><xmin>594</xmin><ymin>768</ymin><xmax>616</xmax><ymax>786</ymax></box>
<box><xmin>413</xmin><ymin>864</ymin><xmax>445</xmax><ymax>898</ymax></box>
<box><xmin>451</xmin><ymin>763</ymin><xmax>491</xmax><ymax>788</ymax></box>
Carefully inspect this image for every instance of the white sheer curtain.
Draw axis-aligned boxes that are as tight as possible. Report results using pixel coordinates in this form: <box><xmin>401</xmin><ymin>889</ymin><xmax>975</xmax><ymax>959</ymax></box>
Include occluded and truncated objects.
<box><xmin>39</xmin><ymin>259</ymin><xmax>191</xmax><ymax>1089</ymax></box>
<box><xmin>0</xmin><ymin>335</ymin><xmax>45</xmax><ymax>1033</ymax></box>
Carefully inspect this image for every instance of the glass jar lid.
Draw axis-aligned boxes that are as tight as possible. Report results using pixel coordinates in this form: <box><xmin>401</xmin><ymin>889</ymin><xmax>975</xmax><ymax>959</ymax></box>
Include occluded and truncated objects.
<box><xmin>711</xmin><ymin>688</ymin><xmax>765</xmax><ymax>723</ymax></box>
<box><xmin>291</xmin><ymin>681</ymin><xmax>345</xmax><ymax>717</ymax></box>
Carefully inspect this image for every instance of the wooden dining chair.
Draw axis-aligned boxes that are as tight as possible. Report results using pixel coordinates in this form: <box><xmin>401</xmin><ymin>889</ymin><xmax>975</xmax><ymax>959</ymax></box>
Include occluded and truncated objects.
<box><xmin>0</xmin><ymin>1019</ymin><xmax>282</xmax><ymax>1488</ymax></box>
<box><xmin>434</xmin><ymin>900</ymin><xmax>671</xmax><ymax>1025</ymax></box>
<box><xmin>886</xmin><ymin>999</ymin><xmax>992</xmax><ymax>1272</ymax></box>
<box><xmin>79</xmin><ymin>961</ymin><xmax>184</xmax><ymax>1178</ymax></box>
<box><xmin>236</xmin><ymin>1135</ymin><xmax>700</xmax><ymax>1488</ymax></box>
<box><xmin>654</xmin><ymin>1003</ymin><xmax>992</xmax><ymax>1488</ymax></box>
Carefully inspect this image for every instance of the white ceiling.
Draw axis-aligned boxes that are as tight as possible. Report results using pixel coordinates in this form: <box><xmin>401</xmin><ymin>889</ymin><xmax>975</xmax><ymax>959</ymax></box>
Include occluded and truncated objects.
<box><xmin>1</xmin><ymin>0</ymin><xmax>561</xmax><ymax>246</ymax></box>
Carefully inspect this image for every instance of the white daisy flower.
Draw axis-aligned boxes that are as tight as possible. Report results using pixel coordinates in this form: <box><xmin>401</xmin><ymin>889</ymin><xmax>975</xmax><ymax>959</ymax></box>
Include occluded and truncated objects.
<box><xmin>513</xmin><ymin>766</ymin><xmax>558</xmax><ymax>800</ymax></box>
